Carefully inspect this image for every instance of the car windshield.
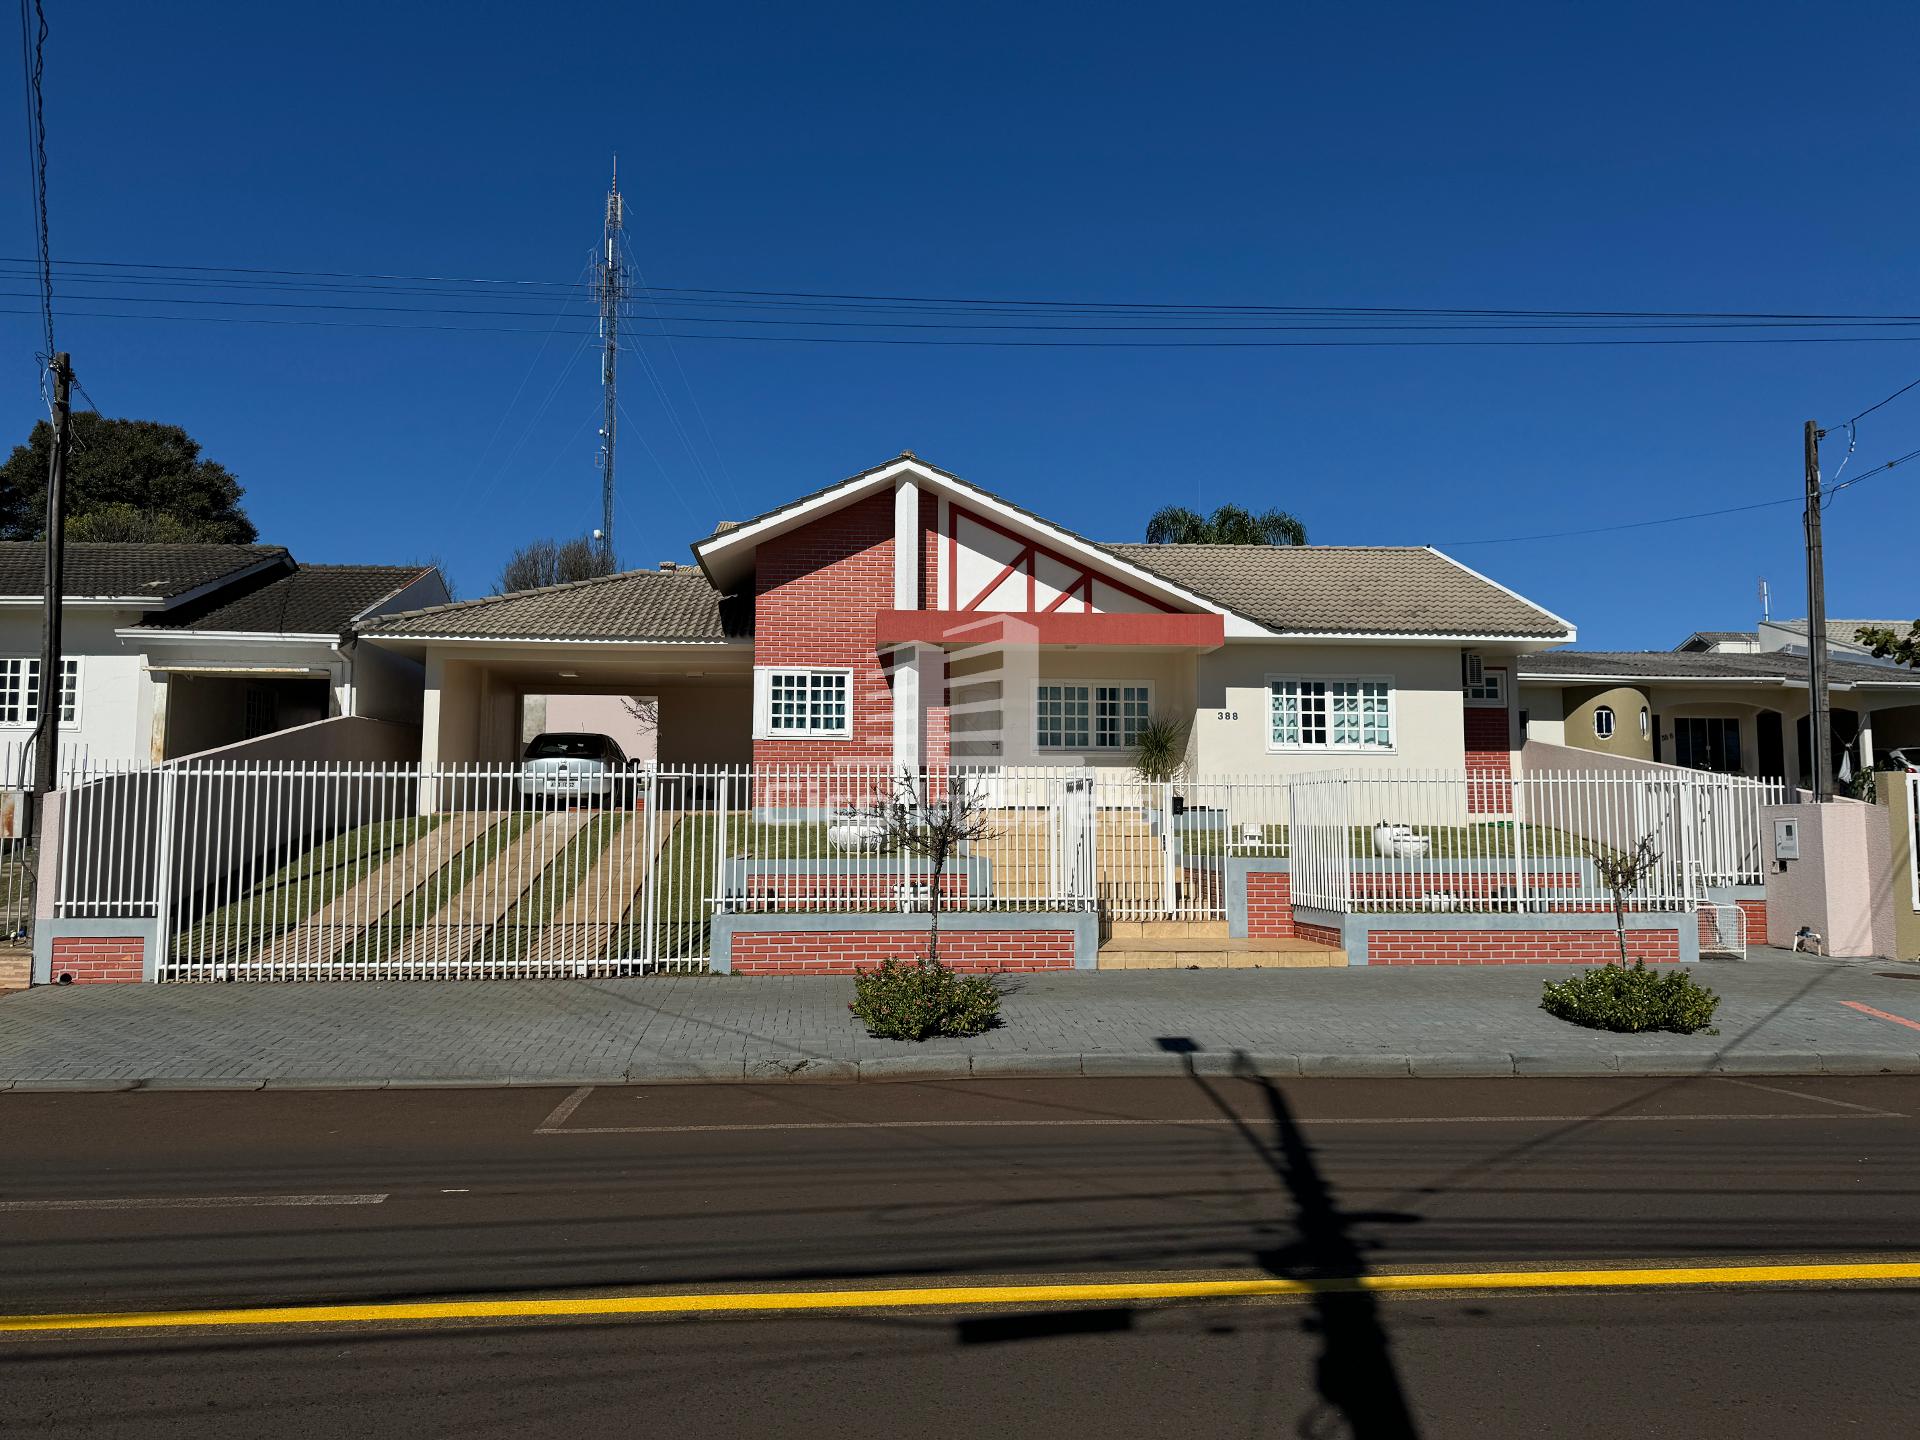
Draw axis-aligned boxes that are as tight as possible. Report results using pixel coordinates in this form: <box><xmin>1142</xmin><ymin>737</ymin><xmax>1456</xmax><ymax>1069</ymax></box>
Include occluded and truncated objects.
<box><xmin>525</xmin><ymin>734</ymin><xmax>608</xmax><ymax>761</ymax></box>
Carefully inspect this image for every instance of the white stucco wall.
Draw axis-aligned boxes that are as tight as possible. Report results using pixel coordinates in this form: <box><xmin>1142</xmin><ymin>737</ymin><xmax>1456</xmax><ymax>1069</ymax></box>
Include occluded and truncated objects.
<box><xmin>1193</xmin><ymin>642</ymin><xmax>1467</xmax><ymax>777</ymax></box>
<box><xmin>0</xmin><ymin>604</ymin><xmax>153</xmax><ymax>766</ymax></box>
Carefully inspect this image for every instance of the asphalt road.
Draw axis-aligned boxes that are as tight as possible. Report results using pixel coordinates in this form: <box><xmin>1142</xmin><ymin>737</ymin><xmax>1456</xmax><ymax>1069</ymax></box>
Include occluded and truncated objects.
<box><xmin>4</xmin><ymin>1073</ymin><xmax>1920</xmax><ymax>1437</ymax></box>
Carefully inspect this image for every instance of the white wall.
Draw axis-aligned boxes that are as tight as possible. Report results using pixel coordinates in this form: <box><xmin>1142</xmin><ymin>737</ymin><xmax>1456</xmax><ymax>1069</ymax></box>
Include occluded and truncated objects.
<box><xmin>1193</xmin><ymin>642</ymin><xmax>1467</xmax><ymax>777</ymax></box>
<box><xmin>0</xmin><ymin>604</ymin><xmax>153</xmax><ymax>765</ymax></box>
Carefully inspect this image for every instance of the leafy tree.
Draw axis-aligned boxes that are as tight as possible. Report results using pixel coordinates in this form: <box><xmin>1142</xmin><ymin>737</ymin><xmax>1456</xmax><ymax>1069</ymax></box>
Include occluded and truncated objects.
<box><xmin>1856</xmin><ymin>622</ymin><xmax>1920</xmax><ymax>669</ymax></box>
<box><xmin>0</xmin><ymin>415</ymin><xmax>256</xmax><ymax>542</ymax></box>
<box><xmin>1144</xmin><ymin>502</ymin><xmax>1307</xmax><ymax>545</ymax></box>
<box><xmin>498</xmin><ymin>535</ymin><xmax>617</xmax><ymax>593</ymax></box>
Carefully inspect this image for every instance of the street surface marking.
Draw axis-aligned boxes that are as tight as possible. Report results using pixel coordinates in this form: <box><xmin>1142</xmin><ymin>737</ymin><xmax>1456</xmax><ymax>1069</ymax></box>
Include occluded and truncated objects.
<box><xmin>0</xmin><ymin>1194</ymin><xmax>388</xmax><ymax>1213</ymax></box>
<box><xmin>1718</xmin><ymin>1077</ymin><xmax>1904</xmax><ymax>1116</ymax></box>
<box><xmin>535</xmin><ymin>1085</ymin><xmax>594</xmax><ymax>1132</ymax></box>
<box><xmin>538</xmin><ymin>1112</ymin><xmax>1892</xmax><ymax>1136</ymax></box>
<box><xmin>1841</xmin><ymin>1000</ymin><xmax>1920</xmax><ymax>1034</ymax></box>
<box><xmin>5</xmin><ymin>1260</ymin><xmax>1920</xmax><ymax>1333</ymax></box>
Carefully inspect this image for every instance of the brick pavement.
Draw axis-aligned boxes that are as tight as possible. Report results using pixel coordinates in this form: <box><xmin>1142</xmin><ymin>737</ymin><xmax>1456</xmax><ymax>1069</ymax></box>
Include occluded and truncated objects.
<box><xmin>0</xmin><ymin>951</ymin><xmax>1917</xmax><ymax>1086</ymax></box>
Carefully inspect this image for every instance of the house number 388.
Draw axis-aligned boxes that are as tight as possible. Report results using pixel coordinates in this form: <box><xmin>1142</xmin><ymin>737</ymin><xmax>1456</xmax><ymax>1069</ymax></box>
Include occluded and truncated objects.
<box><xmin>1216</xmin><ymin>710</ymin><xmax>1239</xmax><ymax>721</ymax></box>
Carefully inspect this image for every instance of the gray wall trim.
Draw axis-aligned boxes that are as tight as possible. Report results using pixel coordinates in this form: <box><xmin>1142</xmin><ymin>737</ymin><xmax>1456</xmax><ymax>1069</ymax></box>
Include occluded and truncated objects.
<box><xmin>721</xmin><ymin>856</ymin><xmax>993</xmax><ymax>896</ymax></box>
<box><xmin>710</xmin><ymin>908</ymin><xmax>1100</xmax><ymax>973</ymax></box>
<box><xmin>31</xmin><ymin>916</ymin><xmax>163</xmax><ymax>984</ymax></box>
<box><xmin>1704</xmin><ymin>884</ymin><xmax>1766</xmax><ymax>902</ymax></box>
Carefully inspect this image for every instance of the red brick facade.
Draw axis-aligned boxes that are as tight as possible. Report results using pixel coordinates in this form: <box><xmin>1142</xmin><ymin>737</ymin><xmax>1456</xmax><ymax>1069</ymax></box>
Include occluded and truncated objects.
<box><xmin>1699</xmin><ymin>899</ymin><xmax>1767</xmax><ymax>950</ymax></box>
<box><xmin>1364</xmin><ymin>927</ymin><xmax>1682</xmax><ymax>966</ymax></box>
<box><xmin>1245</xmin><ymin>871</ymin><xmax>1295</xmax><ymax>938</ymax></box>
<box><xmin>729</xmin><ymin>927</ymin><xmax>1078</xmax><ymax>975</ymax></box>
<box><xmin>1463</xmin><ymin>703</ymin><xmax>1513</xmax><ymax>814</ymax></box>
<box><xmin>752</xmin><ymin>490</ymin><xmax>897</xmax><ymax>769</ymax></box>
<box><xmin>50</xmin><ymin>935</ymin><xmax>145</xmax><ymax>983</ymax></box>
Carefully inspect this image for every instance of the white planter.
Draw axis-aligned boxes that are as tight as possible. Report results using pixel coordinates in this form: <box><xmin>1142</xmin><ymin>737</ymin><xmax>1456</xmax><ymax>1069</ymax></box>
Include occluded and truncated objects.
<box><xmin>827</xmin><ymin>819</ymin><xmax>886</xmax><ymax>852</ymax></box>
<box><xmin>1373</xmin><ymin>823</ymin><xmax>1432</xmax><ymax>859</ymax></box>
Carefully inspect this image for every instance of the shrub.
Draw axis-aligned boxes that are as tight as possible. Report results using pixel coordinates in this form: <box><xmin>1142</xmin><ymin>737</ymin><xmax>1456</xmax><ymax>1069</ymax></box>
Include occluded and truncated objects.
<box><xmin>849</xmin><ymin>956</ymin><xmax>1002</xmax><ymax>1041</ymax></box>
<box><xmin>1540</xmin><ymin>960</ymin><xmax>1720</xmax><ymax>1035</ymax></box>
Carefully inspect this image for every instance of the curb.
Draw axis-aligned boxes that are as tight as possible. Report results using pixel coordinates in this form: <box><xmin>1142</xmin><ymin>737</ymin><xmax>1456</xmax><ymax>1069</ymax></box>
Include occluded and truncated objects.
<box><xmin>4</xmin><ymin>1050</ymin><xmax>1920</xmax><ymax>1091</ymax></box>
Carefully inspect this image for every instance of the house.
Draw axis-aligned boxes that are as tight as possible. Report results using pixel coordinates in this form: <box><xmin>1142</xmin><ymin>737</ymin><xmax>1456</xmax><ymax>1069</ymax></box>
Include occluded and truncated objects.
<box><xmin>0</xmin><ymin>542</ymin><xmax>448</xmax><ymax>774</ymax></box>
<box><xmin>1517</xmin><ymin>622</ymin><xmax>1920</xmax><ymax>785</ymax></box>
<box><xmin>358</xmin><ymin>453</ymin><xmax>1574</xmax><ymax>785</ymax></box>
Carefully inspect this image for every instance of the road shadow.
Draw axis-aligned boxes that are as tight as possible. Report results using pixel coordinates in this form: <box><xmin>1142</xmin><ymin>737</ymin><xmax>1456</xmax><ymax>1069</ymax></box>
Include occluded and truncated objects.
<box><xmin>1155</xmin><ymin>1036</ymin><xmax>1423</xmax><ymax>1440</ymax></box>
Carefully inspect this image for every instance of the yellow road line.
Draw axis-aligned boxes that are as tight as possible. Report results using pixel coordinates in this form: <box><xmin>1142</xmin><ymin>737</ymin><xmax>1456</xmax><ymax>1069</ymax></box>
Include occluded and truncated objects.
<box><xmin>5</xmin><ymin>1261</ymin><xmax>1920</xmax><ymax>1334</ymax></box>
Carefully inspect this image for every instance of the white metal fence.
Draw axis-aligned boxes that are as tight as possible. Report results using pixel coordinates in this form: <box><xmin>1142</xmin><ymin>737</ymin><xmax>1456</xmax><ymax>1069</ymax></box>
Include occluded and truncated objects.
<box><xmin>43</xmin><ymin>757</ymin><xmax>1786</xmax><ymax>980</ymax></box>
<box><xmin>1285</xmin><ymin>768</ymin><xmax>1784</xmax><ymax>914</ymax></box>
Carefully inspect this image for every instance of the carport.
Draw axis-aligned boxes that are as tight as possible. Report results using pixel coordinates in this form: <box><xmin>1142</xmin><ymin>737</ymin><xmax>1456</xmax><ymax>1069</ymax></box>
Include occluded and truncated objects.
<box><xmin>355</xmin><ymin>566</ymin><xmax>754</xmax><ymax>769</ymax></box>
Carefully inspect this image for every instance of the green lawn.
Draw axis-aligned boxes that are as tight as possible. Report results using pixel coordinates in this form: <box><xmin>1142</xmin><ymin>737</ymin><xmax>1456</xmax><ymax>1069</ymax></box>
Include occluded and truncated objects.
<box><xmin>177</xmin><ymin>816</ymin><xmax>442</xmax><ymax>961</ymax></box>
<box><xmin>478</xmin><ymin>813</ymin><xmax>627</xmax><ymax>966</ymax></box>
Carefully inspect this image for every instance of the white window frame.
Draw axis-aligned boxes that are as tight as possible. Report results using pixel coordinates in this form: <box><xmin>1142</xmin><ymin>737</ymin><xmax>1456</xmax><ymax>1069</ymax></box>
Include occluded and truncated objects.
<box><xmin>0</xmin><ymin>656</ymin><xmax>79</xmax><ymax>729</ymax></box>
<box><xmin>1267</xmin><ymin>675</ymin><xmax>1396</xmax><ymax>754</ymax></box>
<box><xmin>753</xmin><ymin>665</ymin><xmax>853</xmax><ymax>740</ymax></box>
<box><xmin>1464</xmin><ymin>666</ymin><xmax>1506</xmax><ymax>707</ymax></box>
<box><xmin>1593</xmin><ymin>705</ymin><xmax>1616</xmax><ymax>740</ymax></box>
<box><xmin>1034</xmin><ymin>680</ymin><xmax>1153</xmax><ymax>752</ymax></box>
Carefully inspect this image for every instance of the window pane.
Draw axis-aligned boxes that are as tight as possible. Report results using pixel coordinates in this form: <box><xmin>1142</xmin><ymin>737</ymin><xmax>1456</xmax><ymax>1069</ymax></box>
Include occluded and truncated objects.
<box><xmin>1300</xmin><ymin>682</ymin><xmax>1327</xmax><ymax>747</ymax></box>
<box><xmin>1270</xmin><ymin>680</ymin><xmax>1298</xmax><ymax>746</ymax></box>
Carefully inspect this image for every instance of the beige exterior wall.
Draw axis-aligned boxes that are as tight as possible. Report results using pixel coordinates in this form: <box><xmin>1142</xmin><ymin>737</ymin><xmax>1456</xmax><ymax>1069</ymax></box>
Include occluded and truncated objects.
<box><xmin>1193</xmin><ymin>642</ymin><xmax>1466</xmax><ymax>778</ymax></box>
<box><xmin>945</xmin><ymin>648</ymin><xmax>1195</xmax><ymax>776</ymax></box>
<box><xmin>1762</xmin><ymin>799</ymin><xmax>1895</xmax><ymax>957</ymax></box>
<box><xmin>1518</xmin><ymin>683</ymin><xmax>1566</xmax><ymax>747</ymax></box>
<box><xmin>1560</xmin><ymin>684</ymin><xmax>1654</xmax><ymax>761</ymax></box>
<box><xmin>653</xmin><ymin>682</ymin><xmax>752</xmax><ymax>765</ymax></box>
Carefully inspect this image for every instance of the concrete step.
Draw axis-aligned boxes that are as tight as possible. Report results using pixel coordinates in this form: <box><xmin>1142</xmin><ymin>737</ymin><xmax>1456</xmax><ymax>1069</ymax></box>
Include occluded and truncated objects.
<box><xmin>1096</xmin><ymin>935</ymin><xmax>1347</xmax><ymax>970</ymax></box>
<box><xmin>1106</xmin><ymin>920</ymin><xmax>1230</xmax><ymax>940</ymax></box>
<box><xmin>0</xmin><ymin>948</ymin><xmax>29</xmax><ymax>991</ymax></box>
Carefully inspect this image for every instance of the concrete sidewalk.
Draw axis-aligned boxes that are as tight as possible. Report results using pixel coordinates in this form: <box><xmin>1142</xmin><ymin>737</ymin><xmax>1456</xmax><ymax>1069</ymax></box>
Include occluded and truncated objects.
<box><xmin>1</xmin><ymin>951</ymin><xmax>1918</xmax><ymax>1088</ymax></box>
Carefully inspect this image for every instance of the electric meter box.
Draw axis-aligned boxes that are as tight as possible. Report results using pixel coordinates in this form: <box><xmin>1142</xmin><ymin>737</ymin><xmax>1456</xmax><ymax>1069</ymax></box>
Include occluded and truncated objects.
<box><xmin>1773</xmin><ymin>819</ymin><xmax>1800</xmax><ymax>862</ymax></box>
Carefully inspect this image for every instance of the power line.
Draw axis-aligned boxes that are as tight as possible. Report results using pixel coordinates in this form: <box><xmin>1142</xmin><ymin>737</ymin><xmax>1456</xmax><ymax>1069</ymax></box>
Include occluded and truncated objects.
<box><xmin>1845</xmin><ymin>374</ymin><xmax>1920</xmax><ymax>427</ymax></box>
<box><xmin>14</xmin><ymin>255</ymin><xmax>1920</xmax><ymax>325</ymax></box>
<box><xmin>1442</xmin><ymin>447</ymin><xmax>1920</xmax><ymax>547</ymax></box>
<box><xmin>14</xmin><ymin>304</ymin><xmax>1920</xmax><ymax>350</ymax></box>
<box><xmin>16</xmin><ymin>0</ymin><xmax>53</xmax><ymax>364</ymax></box>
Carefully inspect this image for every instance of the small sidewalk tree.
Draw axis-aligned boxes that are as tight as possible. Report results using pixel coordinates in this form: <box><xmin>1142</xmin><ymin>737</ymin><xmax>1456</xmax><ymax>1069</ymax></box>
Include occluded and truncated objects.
<box><xmin>1586</xmin><ymin>833</ymin><xmax>1664</xmax><ymax>966</ymax></box>
<box><xmin>850</xmin><ymin>770</ymin><xmax>998</xmax><ymax>967</ymax></box>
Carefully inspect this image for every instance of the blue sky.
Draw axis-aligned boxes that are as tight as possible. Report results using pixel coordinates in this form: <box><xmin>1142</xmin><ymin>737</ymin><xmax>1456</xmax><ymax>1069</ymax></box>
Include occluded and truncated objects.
<box><xmin>4</xmin><ymin>1</ymin><xmax>1916</xmax><ymax>645</ymax></box>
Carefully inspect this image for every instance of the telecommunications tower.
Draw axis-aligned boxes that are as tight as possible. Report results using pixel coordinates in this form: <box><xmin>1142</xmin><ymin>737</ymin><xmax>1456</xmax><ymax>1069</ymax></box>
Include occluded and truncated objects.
<box><xmin>592</xmin><ymin>161</ymin><xmax>627</xmax><ymax>562</ymax></box>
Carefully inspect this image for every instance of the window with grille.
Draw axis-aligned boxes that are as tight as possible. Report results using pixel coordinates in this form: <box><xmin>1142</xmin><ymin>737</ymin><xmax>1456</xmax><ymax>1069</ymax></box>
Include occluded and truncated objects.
<box><xmin>761</xmin><ymin>668</ymin><xmax>852</xmax><ymax>738</ymax></box>
<box><xmin>1036</xmin><ymin>683</ymin><xmax>1151</xmax><ymax>750</ymax></box>
<box><xmin>1269</xmin><ymin>677</ymin><xmax>1393</xmax><ymax>751</ymax></box>
<box><xmin>0</xmin><ymin>657</ymin><xmax>78</xmax><ymax>726</ymax></box>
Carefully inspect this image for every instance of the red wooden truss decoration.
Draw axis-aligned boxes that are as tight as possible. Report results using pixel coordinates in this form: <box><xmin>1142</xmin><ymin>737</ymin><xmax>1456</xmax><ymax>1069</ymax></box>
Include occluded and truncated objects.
<box><xmin>945</xmin><ymin>505</ymin><xmax>1175</xmax><ymax>615</ymax></box>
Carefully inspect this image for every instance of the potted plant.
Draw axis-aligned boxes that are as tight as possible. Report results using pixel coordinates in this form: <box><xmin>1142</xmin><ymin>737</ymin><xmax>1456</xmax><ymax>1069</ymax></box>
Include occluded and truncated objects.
<box><xmin>1132</xmin><ymin>714</ymin><xmax>1190</xmax><ymax>832</ymax></box>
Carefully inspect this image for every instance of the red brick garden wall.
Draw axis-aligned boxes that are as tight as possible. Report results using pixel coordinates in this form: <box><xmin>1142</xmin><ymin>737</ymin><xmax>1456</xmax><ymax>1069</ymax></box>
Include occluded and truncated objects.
<box><xmin>1295</xmin><ymin>919</ymin><xmax>1344</xmax><ymax>949</ymax></box>
<box><xmin>1365</xmin><ymin>927</ymin><xmax>1682</xmax><ymax>966</ymax></box>
<box><xmin>1245</xmin><ymin>871</ymin><xmax>1294</xmax><ymax>938</ymax></box>
<box><xmin>50</xmin><ymin>936</ymin><xmax>144</xmax><ymax>983</ymax></box>
<box><xmin>729</xmin><ymin>928</ymin><xmax>1077</xmax><ymax>975</ymax></box>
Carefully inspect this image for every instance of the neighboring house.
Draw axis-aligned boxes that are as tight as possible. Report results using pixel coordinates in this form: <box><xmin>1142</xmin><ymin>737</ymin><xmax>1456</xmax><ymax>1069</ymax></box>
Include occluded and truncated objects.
<box><xmin>0</xmin><ymin>543</ymin><xmax>448</xmax><ymax>771</ymax></box>
<box><xmin>1517</xmin><ymin>637</ymin><xmax>1920</xmax><ymax>786</ymax></box>
<box><xmin>359</xmin><ymin>453</ymin><xmax>1572</xmax><ymax>785</ymax></box>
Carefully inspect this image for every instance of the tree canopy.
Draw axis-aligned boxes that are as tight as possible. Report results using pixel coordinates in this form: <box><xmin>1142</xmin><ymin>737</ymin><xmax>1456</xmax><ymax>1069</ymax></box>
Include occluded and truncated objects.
<box><xmin>0</xmin><ymin>414</ymin><xmax>257</xmax><ymax>543</ymax></box>
<box><xmin>498</xmin><ymin>536</ymin><xmax>617</xmax><ymax>593</ymax></box>
<box><xmin>1144</xmin><ymin>503</ymin><xmax>1307</xmax><ymax>545</ymax></box>
<box><xmin>1856</xmin><ymin>622</ymin><xmax>1920</xmax><ymax>668</ymax></box>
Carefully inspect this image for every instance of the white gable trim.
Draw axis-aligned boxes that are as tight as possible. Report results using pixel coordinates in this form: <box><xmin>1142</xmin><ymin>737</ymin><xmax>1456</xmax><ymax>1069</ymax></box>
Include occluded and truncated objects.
<box><xmin>694</xmin><ymin>456</ymin><xmax>1268</xmax><ymax>629</ymax></box>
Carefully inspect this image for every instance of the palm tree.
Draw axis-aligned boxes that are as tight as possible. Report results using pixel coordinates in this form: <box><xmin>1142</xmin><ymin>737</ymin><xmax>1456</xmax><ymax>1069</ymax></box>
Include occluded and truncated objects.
<box><xmin>1144</xmin><ymin>503</ymin><xmax>1307</xmax><ymax>545</ymax></box>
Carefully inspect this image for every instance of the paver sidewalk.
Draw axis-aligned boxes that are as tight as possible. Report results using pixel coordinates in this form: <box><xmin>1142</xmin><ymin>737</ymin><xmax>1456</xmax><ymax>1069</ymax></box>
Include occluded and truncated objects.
<box><xmin>1</xmin><ymin>951</ymin><xmax>1918</xmax><ymax>1088</ymax></box>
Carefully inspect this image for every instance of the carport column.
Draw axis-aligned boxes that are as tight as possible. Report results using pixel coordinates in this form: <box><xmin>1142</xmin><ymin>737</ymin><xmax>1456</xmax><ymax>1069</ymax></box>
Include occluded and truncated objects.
<box><xmin>419</xmin><ymin>652</ymin><xmax>444</xmax><ymax>813</ymax></box>
<box><xmin>1858</xmin><ymin>706</ymin><xmax>1875</xmax><ymax>775</ymax></box>
<box><xmin>146</xmin><ymin>671</ymin><xmax>170</xmax><ymax>765</ymax></box>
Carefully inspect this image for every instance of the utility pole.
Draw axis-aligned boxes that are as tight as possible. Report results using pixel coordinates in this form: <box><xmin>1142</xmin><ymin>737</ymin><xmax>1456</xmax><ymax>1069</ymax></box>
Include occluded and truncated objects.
<box><xmin>27</xmin><ymin>352</ymin><xmax>73</xmax><ymax>840</ymax></box>
<box><xmin>1803</xmin><ymin>419</ymin><xmax>1833</xmax><ymax>802</ymax></box>
<box><xmin>592</xmin><ymin>160</ymin><xmax>626</xmax><ymax>565</ymax></box>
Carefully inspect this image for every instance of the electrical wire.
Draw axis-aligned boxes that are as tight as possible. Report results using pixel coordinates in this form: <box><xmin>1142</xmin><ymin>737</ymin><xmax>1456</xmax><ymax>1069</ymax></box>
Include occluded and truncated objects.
<box><xmin>1443</xmin><ymin>447</ymin><xmax>1920</xmax><ymax>547</ymax></box>
<box><xmin>1844</xmin><ymin>374</ymin><xmax>1920</xmax><ymax>427</ymax></box>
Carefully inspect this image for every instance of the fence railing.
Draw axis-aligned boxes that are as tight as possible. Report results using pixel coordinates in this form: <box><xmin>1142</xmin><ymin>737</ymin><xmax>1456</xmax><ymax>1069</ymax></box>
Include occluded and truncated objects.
<box><xmin>42</xmin><ymin>757</ymin><xmax>1787</xmax><ymax>979</ymax></box>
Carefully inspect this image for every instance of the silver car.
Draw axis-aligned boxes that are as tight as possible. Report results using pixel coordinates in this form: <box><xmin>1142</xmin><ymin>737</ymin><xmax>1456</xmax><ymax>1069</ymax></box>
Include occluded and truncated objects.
<box><xmin>519</xmin><ymin>732</ymin><xmax>634</xmax><ymax>806</ymax></box>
